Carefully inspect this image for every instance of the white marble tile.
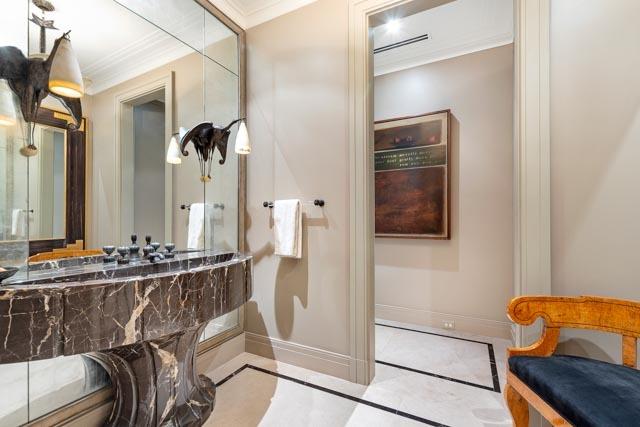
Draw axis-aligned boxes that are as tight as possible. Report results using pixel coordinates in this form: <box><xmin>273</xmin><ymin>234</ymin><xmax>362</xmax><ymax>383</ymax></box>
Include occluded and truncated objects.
<box><xmin>205</xmin><ymin>320</ymin><xmax>514</xmax><ymax>427</ymax></box>
<box><xmin>207</xmin><ymin>368</ymin><xmax>424</xmax><ymax>427</ymax></box>
<box><xmin>375</xmin><ymin>323</ymin><xmax>497</xmax><ymax>388</ymax></box>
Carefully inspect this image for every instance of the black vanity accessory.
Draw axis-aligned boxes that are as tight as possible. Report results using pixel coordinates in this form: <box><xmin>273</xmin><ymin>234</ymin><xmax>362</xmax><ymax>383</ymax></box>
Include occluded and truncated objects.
<box><xmin>0</xmin><ymin>267</ymin><xmax>19</xmax><ymax>284</ymax></box>
<box><xmin>151</xmin><ymin>242</ymin><xmax>161</xmax><ymax>253</ymax></box>
<box><xmin>143</xmin><ymin>235</ymin><xmax>155</xmax><ymax>259</ymax></box>
<box><xmin>164</xmin><ymin>243</ymin><xmax>176</xmax><ymax>259</ymax></box>
<box><xmin>149</xmin><ymin>252</ymin><xmax>165</xmax><ymax>264</ymax></box>
<box><xmin>116</xmin><ymin>247</ymin><xmax>129</xmax><ymax>265</ymax></box>
<box><xmin>102</xmin><ymin>246</ymin><xmax>116</xmax><ymax>263</ymax></box>
<box><xmin>128</xmin><ymin>234</ymin><xmax>140</xmax><ymax>260</ymax></box>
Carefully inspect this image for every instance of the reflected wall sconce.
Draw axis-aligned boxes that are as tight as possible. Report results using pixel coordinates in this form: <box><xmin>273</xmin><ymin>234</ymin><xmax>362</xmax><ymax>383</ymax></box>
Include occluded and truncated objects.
<box><xmin>166</xmin><ymin>127</ymin><xmax>186</xmax><ymax>164</ymax></box>
<box><xmin>177</xmin><ymin>119</ymin><xmax>250</xmax><ymax>183</ymax></box>
<box><xmin>0</xmin><ymin>32</ymin><xmax>83</xmax><ymax>129</ymax></box>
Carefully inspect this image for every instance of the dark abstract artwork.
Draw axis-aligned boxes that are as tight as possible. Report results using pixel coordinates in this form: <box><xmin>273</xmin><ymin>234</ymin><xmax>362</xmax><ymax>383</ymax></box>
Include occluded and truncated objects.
<box><xmin>374</xmin><ymin>110</ymin><xmax>450</xmax><ymax>239</ymax></box>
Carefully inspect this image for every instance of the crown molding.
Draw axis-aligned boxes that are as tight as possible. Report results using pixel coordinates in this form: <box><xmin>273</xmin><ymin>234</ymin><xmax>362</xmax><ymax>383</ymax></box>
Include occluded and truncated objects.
<box><xmin>374</xmin><ymin>30</ymin><xmax>514</xmax><ymax>76</ymax></box>
<box><xmin>84</xmin><ymin>30</ymin><xmax>191</xmax><ymax>95</ymax></box>
<box><xmin>208</xmin><ymin>0</ymin><xmax>318</xmax><ymax>28</ymax></box>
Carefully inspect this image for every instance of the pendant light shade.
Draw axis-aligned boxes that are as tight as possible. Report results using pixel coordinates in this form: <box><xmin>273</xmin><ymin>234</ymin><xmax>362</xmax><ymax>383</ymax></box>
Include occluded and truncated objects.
<box><xmin>166</xmin><ymin>131</ymin><xmax>183</xmax><ymax>165</ymax></box>
<box><xmin>48</xmin><ymin>36</ymin><xmax>84</xmax><ymax>98</ymax></box>
<box><xmin>0</xmin><ymin>81</ymin><xmax>17</xmax><ymax>127</ymax></box>
<box><xmin>234</xmin><ymin>120</ymin><xmax>251</xmax><ymax>155</ymax></box>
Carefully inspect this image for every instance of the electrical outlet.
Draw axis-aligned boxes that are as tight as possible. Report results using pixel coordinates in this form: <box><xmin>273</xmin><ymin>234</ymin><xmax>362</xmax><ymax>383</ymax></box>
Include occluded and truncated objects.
<box><xmin>442</xmin><ymin>320</ymin><xmax>455</xmax><ymax>330</ymax></box>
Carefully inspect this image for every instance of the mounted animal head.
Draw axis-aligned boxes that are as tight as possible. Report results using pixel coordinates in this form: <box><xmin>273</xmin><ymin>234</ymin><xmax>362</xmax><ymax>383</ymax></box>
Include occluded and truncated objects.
<box><xmin>179</xmin><ymin>119</ymin><xmax>241</xmax><ymax>182</ymax></box>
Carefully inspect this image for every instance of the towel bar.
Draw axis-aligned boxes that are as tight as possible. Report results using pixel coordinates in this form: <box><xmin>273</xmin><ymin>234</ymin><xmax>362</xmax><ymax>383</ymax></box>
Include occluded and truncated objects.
<box><xmin>262</xmin><ymin>199</ymin><xmax>325</xmax><ymax>208</ymax></box>
<box><xmin>180</xmin><ymin>203</ymin><xmax>225</xmax><ymax>211</ymax></box>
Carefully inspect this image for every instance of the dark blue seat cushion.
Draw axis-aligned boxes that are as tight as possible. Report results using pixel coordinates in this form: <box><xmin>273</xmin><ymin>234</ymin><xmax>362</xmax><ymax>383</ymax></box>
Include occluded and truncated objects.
<box><xmin>509</xmin><ymin>355</ymin><xmax>640</xmax><ymax>427</ymax></box>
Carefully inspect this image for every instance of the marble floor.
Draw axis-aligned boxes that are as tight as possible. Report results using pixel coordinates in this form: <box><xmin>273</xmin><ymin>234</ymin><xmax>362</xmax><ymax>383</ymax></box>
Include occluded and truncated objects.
<box><xmin>205</xmin><ymin>320</ymin><xmax>513</xmax><ymax>427</ymax></box>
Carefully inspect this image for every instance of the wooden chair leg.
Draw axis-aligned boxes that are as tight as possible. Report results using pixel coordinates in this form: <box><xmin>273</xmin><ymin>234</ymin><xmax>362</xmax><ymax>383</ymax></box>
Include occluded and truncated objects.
<box><xmin>505</xmin><ymin>383</ymin><xmax>529</xmax><ymax>427</ymax></box>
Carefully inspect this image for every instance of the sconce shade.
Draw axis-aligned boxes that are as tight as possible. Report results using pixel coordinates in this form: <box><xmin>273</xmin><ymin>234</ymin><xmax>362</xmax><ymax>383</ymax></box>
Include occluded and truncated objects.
<box><xmin>0</xmin><ymin>82</ymin><xmax>16</xmax><ymax>127</ymax></box>
<box><xmin>166</xmin><ymin>134</ymin><xmax>182</xmax><ymax>164</ymax></box>
<box><xmin>48</xmin><ymin>37</ymin><xmax>84</xmax><ymax>98</ymax></box>
<box><xmin>234</xmin><ymin>120</ymin><xmax>251</xmax><ymax>154</ymax></box>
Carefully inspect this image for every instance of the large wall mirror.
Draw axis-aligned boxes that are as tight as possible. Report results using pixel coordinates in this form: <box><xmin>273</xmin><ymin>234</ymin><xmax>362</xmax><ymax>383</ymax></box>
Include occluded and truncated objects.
<box><xmin>0</xmin><ymin>0</ymin><xmax>245</xmax><ymax>424</ymax></box>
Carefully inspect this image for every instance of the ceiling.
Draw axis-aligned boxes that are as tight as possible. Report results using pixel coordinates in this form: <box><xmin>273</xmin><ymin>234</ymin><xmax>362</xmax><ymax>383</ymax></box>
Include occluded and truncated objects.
<box><xmin>373</xmin><ymin>0</ymin><xmax>514</xmax><ymax>76</ymax></box>
<box><xmin>15</xmin><ymin>0</ymin><xmax>237</xmax><ymax>95</ymax></box>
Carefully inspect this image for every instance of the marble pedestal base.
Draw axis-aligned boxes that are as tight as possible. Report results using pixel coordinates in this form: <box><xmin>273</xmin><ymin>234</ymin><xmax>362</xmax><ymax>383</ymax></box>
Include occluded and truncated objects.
<box><xmin>88</xmin><ymin>324</ymin><xmax>214</xmax><ymax>427</ymax></box>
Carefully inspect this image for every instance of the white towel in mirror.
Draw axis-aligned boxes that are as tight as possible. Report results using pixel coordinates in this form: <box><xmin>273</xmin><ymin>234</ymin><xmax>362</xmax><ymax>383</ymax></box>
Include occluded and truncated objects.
<box><xmin>11</xmin><ymin>209</ymin><xmax>27</xmax><ymax>238</ymax></box>
<box><xmin>274</xmin><ymin>199</ymin><xmax>302</xmax><ymax>259</ymax></box>
<box><xmin>187</xmin><ymin>203</ymin><xmax>216</xmax><ymax>249</ymax></box>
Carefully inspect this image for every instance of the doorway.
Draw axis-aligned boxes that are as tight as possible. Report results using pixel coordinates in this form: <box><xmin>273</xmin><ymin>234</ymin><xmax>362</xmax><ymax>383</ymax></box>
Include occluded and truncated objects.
<box><xmin>115</xmin><ymin>74</ymin><xmax>173</xmax><ymax>246</ymax></box>
<box><xmin>348</xmin><ymin>0</ymin><xmax>552</xmax><ymax>386</ymax></box>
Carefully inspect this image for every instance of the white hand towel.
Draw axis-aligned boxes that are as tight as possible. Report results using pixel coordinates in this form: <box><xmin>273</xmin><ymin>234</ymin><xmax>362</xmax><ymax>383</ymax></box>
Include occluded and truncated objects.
<box><xmin>11</xmin><ymin>209</ymin><xmax>26</xmax><ymax>238</ymax></box>
<box><xmin>188</xmin><ymin>203</ymin><xmax>217</xmax><ymax>249</ymax></box>
<box><xmin>274</xmin><ymin>199</ymin><xmax>302</xmax><ymax>259</ymax></box>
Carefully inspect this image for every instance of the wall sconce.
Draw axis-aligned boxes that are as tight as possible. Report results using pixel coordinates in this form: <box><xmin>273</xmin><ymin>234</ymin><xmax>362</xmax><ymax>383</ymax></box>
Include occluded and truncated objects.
<box><xmin>179</xmin><ymin>119</ymin><xmax>249</xmax><ymax>183</ymax></box>
<box><xmin>48</xmin><ymin>34</ymin><xmax>84</xmax><ymax>98</ymax></box>
<box><xmin>234</xmin><ymin>119</ymin><xmax>251</xmax><ymax>154</ymax></box>
<box><xmin>166</xmin><ymin>127</ymin><xmax>186</xmax><ymax>164</ymax></box>
<box><xmin>0</xmin><ymin>32</ymin><xmax>83</xmax><ymax>129</ymax></box>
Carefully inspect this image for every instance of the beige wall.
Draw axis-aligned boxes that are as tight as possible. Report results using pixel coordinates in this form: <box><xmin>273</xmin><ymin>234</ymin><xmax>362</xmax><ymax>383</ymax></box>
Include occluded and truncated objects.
<box><xmin>374</xmin><ymin>45</ymin><xmax>514</xmax><ymax>338</ymax></box>
<box><xmin>550</xmin><ymin>0</ymin><xmax>640</xmax><ymax>362</ymax></box>
<box><xmin>244</xmin><ymin>0</ymin><xmax>351</xmax><ymax>367</ymax></box>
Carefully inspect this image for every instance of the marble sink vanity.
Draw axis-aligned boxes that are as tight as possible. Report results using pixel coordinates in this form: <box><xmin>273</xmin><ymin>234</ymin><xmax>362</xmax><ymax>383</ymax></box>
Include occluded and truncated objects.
<box><xmin>0</xmin><ymin>251</ymin><xmax>253</xmax><ymax>426</ymax></box>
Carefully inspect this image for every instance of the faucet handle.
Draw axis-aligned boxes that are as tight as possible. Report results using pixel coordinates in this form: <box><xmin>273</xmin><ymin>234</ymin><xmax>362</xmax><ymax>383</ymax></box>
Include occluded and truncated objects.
<box><xmin>164</xmin><ymin>243</ymin><xmax>175</xmax><ymax>258</ymax></box>
<box><xmin>117</xmin><ymin>246</ymin><xmax>129</xmax><ymax>264</ymax></box>
<box><xmin>102</xmin><ymin>245</ymin><xmax>116</xmax><ymax>263</ymax></box>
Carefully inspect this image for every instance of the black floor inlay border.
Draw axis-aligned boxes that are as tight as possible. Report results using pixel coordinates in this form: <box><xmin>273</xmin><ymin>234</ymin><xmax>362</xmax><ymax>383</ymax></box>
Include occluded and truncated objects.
<box><xmin>375</xmin><ymin>323</ymin><xmax>501</xmax><ymax>393</ymax></box>
<box><xmin>215</xmin><ymin>364</ymin><xmax>451</xmax><ymax>427</ymax></box>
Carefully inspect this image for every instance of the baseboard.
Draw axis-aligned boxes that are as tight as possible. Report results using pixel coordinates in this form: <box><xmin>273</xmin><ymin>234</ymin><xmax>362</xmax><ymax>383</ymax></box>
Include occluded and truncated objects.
<box><xmin>245</xmin><ymin>332</ymin><xmax>352</xmax><ymax>380</ymax></box>
<box><xmin>375</xmin><ymin>304</ymin><xmax>512</xmax><ymax>340</ymax></box>
<box><xmin>197</xmin><ymin>332</ymin><xmax>246</xmax><ymax>375</ymax></box>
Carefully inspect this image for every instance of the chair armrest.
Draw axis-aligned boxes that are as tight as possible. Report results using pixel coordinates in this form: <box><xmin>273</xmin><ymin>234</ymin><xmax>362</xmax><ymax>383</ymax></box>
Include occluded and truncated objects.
<box><xmin>507</xmin><ymin>295</ymin><xmax>640</xmax><ymax>359</ymax></box>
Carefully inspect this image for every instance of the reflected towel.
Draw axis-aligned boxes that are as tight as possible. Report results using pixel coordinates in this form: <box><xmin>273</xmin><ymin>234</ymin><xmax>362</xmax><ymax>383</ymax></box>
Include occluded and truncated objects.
<box><xmin>187</xmin><ymin>203</ymin><xmax>216</xmax><ymax>249</ymax></box>
<box><xmin>274</xmin><ymin>199</ymin><xmax>302</xmax><ymax>259</ymax></box>
<box><xmin>11</xmin><ymin>209</ymin><xmax>26</xmax><ymax>237</ymax></box>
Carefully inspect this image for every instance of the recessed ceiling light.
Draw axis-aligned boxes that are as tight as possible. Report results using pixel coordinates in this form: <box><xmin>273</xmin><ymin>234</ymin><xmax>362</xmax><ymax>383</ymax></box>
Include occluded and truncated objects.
<box><xmin>386</xmin><ymin>19</ymin><xmax>401</xmax><ymax>33</ymax></box>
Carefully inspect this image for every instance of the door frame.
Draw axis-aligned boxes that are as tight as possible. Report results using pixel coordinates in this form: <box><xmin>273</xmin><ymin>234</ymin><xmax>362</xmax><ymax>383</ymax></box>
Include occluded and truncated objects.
<box><xmin>347</xmin><ymin>0</ymin><xmax>551</xmax><ymax>385</ymax></box>
<box><xmin>114</xmin><ymin>72</ymin><xmax>174</xmax><ymax>245</ymax></box>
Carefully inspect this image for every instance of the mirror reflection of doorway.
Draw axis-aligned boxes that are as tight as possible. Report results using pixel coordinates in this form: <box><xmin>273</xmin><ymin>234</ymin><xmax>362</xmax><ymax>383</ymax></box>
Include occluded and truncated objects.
<box><xmin>133</xmin><ymin>98</ymin><xmax>165</xmax><ymax>243</ymax></box>
<box><xmin>28</xmin><ymin>124</ymin><xmax>66</xmax><ymax>240</ymax></box>
<box><xmin>119</xmin><ymin>87</ymin><xmax>171</xmax><ymax>245</ymax></box>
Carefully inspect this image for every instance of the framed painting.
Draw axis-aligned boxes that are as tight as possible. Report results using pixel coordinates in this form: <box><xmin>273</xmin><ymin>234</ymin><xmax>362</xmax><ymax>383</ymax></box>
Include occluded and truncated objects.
<box><xmin>374</xmin><ymin>110</ymin><xmax>450</xmax><ymax>239</ymax></box>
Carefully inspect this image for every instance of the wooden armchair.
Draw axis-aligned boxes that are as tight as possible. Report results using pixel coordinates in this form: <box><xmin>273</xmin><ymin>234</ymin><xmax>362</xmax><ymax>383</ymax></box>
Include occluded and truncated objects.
<box><xmin>505</xmin><ymin>296</ymin><xmax>640</xmax><ymax>426</ymax></box>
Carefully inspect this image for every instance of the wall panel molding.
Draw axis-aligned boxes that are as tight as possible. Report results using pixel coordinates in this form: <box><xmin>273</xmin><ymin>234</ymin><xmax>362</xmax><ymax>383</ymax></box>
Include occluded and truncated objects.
<box><xmin>245</xmin><ymin>332</ymin><xmax>352</xmax><ymax>380</ymax></box>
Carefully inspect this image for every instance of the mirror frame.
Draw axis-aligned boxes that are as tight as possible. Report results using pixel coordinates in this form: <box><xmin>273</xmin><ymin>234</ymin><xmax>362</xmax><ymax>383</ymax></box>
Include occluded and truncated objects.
<box><xmin>28</xmin><ymin>107</ymin><xmax>86</xmax><ymax>256</ymax></box>
<box><xmin>194</xmin><ymin>0</ymin><xmax>247</xmax><ymax>353</ymax></box>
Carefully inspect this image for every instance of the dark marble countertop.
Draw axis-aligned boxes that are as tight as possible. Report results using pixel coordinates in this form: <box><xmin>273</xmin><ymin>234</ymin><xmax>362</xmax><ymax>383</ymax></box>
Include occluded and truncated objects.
<box><xmin>0</xmin><ymin>250</ymin><xmax>253</xmax><ymax>364</ymax></box>
<box><xmin>2</xmin><ymin>250</ymin><xmax>240</xmax><ymax>288</ymax></box>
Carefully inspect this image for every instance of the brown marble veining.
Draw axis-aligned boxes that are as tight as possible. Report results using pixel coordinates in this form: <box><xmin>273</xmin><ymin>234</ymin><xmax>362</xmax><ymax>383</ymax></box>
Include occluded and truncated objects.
<box><xmin>0</xmin><ymin>251</ymin><xmax>252</xmax><ymax>426</ymax></box>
